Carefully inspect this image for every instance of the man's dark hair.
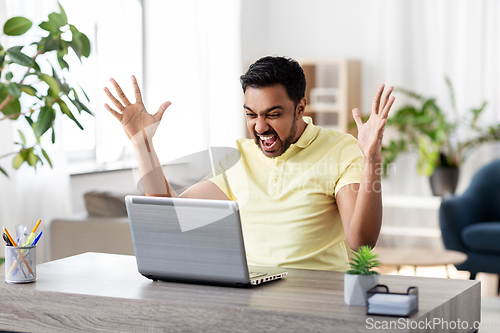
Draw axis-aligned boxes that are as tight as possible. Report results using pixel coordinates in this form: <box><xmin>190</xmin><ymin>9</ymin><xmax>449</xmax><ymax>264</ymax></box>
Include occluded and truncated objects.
<box><xmin>240</xmin><ymin>56</ymin><xmax>306</xmax><ymax>105</ymax></box>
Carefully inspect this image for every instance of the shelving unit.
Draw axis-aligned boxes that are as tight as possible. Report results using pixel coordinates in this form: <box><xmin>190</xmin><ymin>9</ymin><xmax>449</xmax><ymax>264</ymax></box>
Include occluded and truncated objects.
<box><xmin>299</xmin><ymin>59</ymin><xmax>361</xmax><ymax>136</ymax></box>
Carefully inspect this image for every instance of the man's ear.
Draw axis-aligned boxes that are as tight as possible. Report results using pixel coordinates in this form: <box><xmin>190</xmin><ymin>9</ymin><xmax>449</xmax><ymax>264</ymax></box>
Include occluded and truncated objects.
<box><xmin>296</xmin><ymin>97</ymin><xmax>307</xmax><ymax>118</ymax></box>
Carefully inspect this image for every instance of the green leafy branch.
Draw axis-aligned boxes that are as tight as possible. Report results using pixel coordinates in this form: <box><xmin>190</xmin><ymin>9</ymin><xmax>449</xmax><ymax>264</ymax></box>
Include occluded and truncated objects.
<box><xmin>0</xmin><ymin>3</ymin><xmax>91</xmax><ymax>177</ymax></box>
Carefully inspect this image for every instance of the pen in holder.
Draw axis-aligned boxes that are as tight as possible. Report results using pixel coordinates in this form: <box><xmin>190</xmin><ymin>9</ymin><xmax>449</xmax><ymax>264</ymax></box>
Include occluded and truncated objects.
<box><xmin>5</xmin><ymin>245</ymin><xmax>36</xmax><ymax>284</ymax></box>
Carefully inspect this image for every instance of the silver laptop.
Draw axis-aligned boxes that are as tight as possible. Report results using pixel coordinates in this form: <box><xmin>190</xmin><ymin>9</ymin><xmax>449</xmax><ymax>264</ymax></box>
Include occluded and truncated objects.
<box><xmin>125</xmin><ymin>195</ymin><xmax>288</xmax><ymax>286</ymax></box>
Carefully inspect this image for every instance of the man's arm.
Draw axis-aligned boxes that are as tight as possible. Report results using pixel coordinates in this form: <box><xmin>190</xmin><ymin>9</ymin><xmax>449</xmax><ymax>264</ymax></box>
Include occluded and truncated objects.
<box><xmin>336</xmin><ymin>85</ymin><xmax>395</xmax><ymax>250</ymax></box>
<box><xmin>104</xmin><ymin>76</ymin><xmax>228</xmax><ymax>200</ymax></box>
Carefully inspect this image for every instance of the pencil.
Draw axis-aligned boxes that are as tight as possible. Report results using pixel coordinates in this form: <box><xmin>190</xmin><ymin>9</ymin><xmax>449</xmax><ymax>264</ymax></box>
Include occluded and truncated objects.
<box><xmin>4</xmin><ymin>228</ymin><xmax>17</xmax><ymax>247</ymax></box>
<box><xmin>32</xmin><ymin>219</ymin><xmax>41</xmax><ymax>233</ymax></box>
<box><xmin>3</xmin><ymin>228</ymin><xmax>34</xmax><ymax>276</ymax></box>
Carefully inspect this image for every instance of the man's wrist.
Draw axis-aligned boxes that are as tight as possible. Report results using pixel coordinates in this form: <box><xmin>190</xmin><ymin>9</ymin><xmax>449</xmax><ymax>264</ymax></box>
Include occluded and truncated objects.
<box><xmin>363</xmin><ymin>155</ymin><xmax>382</xmax><ymax>166</ymax></box>
<box><xmin>362</xmin><ymin>155</ymin><xmax>383</xmax><ymax>180</ymax></box>
<box><xmin>132</xmin><ymin>140</ymin><xmax>154</xmax><ymax>153</ymax></box>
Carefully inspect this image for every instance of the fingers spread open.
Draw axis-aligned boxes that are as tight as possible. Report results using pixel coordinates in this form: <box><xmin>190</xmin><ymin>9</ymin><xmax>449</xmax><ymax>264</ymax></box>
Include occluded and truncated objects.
<box><xmin>380</xmin><ymin>96</ymin><xmax>395</xmax><ymax>119</ymax></box>
<box><xmin>352</xmin><ymin>108</ymin><xmax>363</xmax><ymax>129</ymax></box>
<box><xmin>104</xmin><ymin>87</ymin><xmax>125</xmax><ymax>111</ymax></box>
<box><xmin>379</xmin><ymin>86</ymin><xmax>394</xmax><ymax>113</ymax></box>
<box><xmin>155</xmin><ymin>101</ymin><xmax>172</xmax><ymax>121</ymax></box>
<box><xmin>104</xmin><ymin>103</ymin><xmax>123</xmax><ymax>122</ymax></box>
<box><xmin>372</xmin><ymin>84</ymin><xmax>385</xmax><ymax>114</ymax></box>
<box><xmin>131</xmin><ymin>75</ymin><xmax>143</xmax><ymax>104</ymax></box>
<box><xmin>110</xmin><ymin>78</ymin><xmax>132</xmax><ymax>106</ymax></box>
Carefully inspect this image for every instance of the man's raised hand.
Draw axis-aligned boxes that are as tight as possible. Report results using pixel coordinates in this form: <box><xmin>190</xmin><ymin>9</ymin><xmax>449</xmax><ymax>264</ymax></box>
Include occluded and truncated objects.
<box><xmin>352</xmin><ymin>84</ymin><xmax>395</xmax><ymax>161</ymax></box>
<box><xmin>104</xmin><ymin>75</ymin><xmax>171</xmax><ymax>145</ymax></box>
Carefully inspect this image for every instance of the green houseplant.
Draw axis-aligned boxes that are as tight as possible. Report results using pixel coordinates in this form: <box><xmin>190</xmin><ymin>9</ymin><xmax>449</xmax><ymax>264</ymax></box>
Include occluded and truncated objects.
<box><xmin>382</xmin><ymin>77</ymin><xmax>500</xmax><ymax>195</ymax></box>
<box><xmin>0</xmin><ymin>3</ymin><xmax>91</xmax><ymax>177</ymax></box>
<box><xmin>344</xmin><ymin>246</ymin><xmax>380</xmax><ymax>306</ymax></box>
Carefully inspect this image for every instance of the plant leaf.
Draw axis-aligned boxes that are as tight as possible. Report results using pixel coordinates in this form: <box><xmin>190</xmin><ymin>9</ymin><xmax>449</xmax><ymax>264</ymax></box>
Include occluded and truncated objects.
<box><xmin>3</xmin><ymin>17</ymin><xmax>32</xmax><ymax>36</ymax></box>
<box><xmin>20</xmin><ymin>85</ymin><xmax>37</xmax><ymax>96</ymax></box>
<box><xmin>25</xmin><ymin>115</ymin><xmax>34</xmax><ymax>127</ymax></box>
<box><xmin>39</xmin><ymin>20</ymin><xmax>59</xmax><ymax>33</ymax></box>
<box><xmin>12</xmin><ymin>153</ymin><xmax>24</xmax><ymax>169</ymax></box>
<box><xmin>40</xmin><ymin>74</ymin><xmax>61</xmax><ymax>96</ymax></box>
<box><xmin>7</xmin><ymin>82</ymin><xmax>21</xmax><ymax>99</ymax></box>
<box><xmin>6</xmin><ymin>72</ymin><xmax>13</xmax><ymax>81</ymax></box>
<box><xmin>6</xmin><ymin>48</ymin><xmax>35</xmax><ymax>67</ymax></box>
<box><xmin>470</xmin><ymin>101</ymin><xmax>488</xmax><ymax>129</ymax></box>
<box><xmin>77</xmin><ymin>33</ymin><xmax>91</xmax><ymax>58</ymax></box>
<box><xmin>348</xmin><ymin>246</ymin><xmax>379</xmax><ymax>274</ymax></box>
<box><xmin>0</xmin><ymin>86</ymin><xmax>21</xmax><ymax>117</ymax></box>
<box><xmin>35</xmin><ymin>106</ymin><xmax>55</xmax><ymax>138</ymax></box>
<box><xmin>395</xmin><ymin>87</ymin><xmax>424</xmax><ymax>101</ymax></box>
<box><xmin>57</xmin><ymin>99</ymin><xmax>83</xmax><ymax>129</ymax></box>
<box><xmin>0</xmin><ymin>165</ymin><xmax>8</xmax><ymax>178</ymax></box>
<box><xmin>48</xmin><ymin>12</ymin><xmax>67</xmax><ymax>28</ymax></box>
<box><xmin>445</xmin><ymin>76</ymin><xmax>457</xmax><ymax>116</ymax></box>
<box><xmin>57</xmin><ymin>55</ymin><xmax>69</xmax><ymax>70</ymax></box>
<box><xmin>68</xmin><ymin>25</ymin><xmax>90</xmax><ymax>59</ymax></box>
<box><xmin>41</xmin><ymin>148</ymin><xmax>53</xmax><ymax>168</ymax></box>
<box><xmin>67</xmin><ymin>40</ymin><xmax>83</xmax><ymax>59</ymax></box>
<box><xmin>58</xmin><ymin>3</ymin><xmax>68</xmax><ymax>25</ymax></box>
<box><xmin>26</xmin><ymin>149</ymin><xmax>39</xmax><ymax>167</ymax></box>
<box><xmin>72</xmin><ymin>98</ymin><xmax>93</xmax><ymax>115</ymax></box>
<box><xmin>77</xmin><ymin>83</ymin><xmax>90</xmax><ymax>102</ymax></box>
<box><xmin>40</xmin><ymin>35</ymin><xmax>62</xmax><ymax>53</ymax></box>
<box><xmin>18</xmin><ymin>130</ymin><xmax>26</xmax><ymax>146</ymax></box>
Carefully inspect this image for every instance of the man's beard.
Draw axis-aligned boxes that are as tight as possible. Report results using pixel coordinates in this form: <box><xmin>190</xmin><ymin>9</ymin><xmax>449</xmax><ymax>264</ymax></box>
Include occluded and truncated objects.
<box><xmin>254</xmin><ymin>115</ymin><xmax>298</xmax><ymax>158</ymax></box>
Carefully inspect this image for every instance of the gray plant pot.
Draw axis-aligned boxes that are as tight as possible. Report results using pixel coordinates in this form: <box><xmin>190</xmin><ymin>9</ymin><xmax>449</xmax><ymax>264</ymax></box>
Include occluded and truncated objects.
<box><xmin>344</xmin><ymin>274</ymin><xmax>379</xmax><ymax>306</ymax></box>
<box><xmin>429</xmin><ymin>166</ymin><xmax>459</xmax><ymax>196</ymax></box>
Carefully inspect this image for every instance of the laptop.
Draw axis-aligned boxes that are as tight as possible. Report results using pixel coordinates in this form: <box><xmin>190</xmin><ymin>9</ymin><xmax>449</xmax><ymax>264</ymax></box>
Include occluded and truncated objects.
<box><xmin>125</xmin><ymin>195</ymin><xmax>288</xmax><ymax>286</ymax></box>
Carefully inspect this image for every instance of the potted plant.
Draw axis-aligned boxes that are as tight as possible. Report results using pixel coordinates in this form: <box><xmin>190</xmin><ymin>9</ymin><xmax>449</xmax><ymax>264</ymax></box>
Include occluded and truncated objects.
<box><xmin>344</xmin><ymin>246</ymin><xmax>380</xmax><ymax>306</ymax></box>
<box><xmin>382</xmin><ymin>77</ymin><xmax>500</xmax><ymax>196</ymax></box>
<box><xmin>0</xmin><ymin>3</ymin><xmax>91</xmax><ymax>178</ymax></box>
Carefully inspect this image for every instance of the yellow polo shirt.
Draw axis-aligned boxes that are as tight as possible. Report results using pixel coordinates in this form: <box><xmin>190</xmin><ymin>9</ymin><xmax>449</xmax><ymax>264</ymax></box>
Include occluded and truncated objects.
<box><xmin>209</xmin><ymin>117</ymin><xmax>364</xmax><ymax>271</ymax></box>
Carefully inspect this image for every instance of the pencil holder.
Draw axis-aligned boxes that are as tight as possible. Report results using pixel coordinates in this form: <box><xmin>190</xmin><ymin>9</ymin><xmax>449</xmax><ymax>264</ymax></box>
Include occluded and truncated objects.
<box><xmin>5</xmin><ymin>245</ymin><xmax>36</xmax><ymax>284</ymax></box>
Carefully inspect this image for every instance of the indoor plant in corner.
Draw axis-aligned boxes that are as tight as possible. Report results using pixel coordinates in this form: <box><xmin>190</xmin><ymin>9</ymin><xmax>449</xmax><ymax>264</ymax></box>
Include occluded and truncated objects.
<box><xmin>381</xmin><ymin>77</ymin><xmax>500</xmax><ymax>196</ymax></box>
<box><xmin>344</xmin><ymin>246</ymin><xmax>380</xmax><ymax>306</ymax></box>
<box><xmin>0</xmin><ymin>3</ymin><xmax>91</xmax><ymax>178</ymax></box>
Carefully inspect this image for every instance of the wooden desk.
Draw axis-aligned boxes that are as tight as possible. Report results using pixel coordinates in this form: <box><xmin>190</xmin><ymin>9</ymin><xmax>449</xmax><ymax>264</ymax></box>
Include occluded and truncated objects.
<box><xmin>0</xmin><ymin>253</ymin><xmax>480</xmax><ymax>333</ymax></box>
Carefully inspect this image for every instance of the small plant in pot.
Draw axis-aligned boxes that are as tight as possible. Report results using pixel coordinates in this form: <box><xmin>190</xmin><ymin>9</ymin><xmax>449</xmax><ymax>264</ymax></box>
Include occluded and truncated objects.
<box><xmin>344</xmin><ymin>246</ymin><xmax>380</xmax><ymax>306</ymax></box>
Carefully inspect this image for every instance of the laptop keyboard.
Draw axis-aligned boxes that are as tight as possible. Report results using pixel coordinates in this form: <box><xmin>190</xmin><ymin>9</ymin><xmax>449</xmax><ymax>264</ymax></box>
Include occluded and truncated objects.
<box><xmin>249</xmin><ymin>272</ymin><xmax>268</xmax><ymax>278</ymax></box>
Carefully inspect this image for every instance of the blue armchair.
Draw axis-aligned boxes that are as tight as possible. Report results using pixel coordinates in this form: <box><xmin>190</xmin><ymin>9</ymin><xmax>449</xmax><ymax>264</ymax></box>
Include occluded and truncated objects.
<box><xmin>439</xmin><ymin>159</ymin><xmax>500</xmax><ymax>293</ymax></box>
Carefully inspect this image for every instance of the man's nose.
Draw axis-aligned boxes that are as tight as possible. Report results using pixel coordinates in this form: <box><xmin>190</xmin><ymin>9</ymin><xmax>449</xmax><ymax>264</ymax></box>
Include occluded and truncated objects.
<box><xmin>255</xmin><ymin>116</ymin><xmax>269</xmax><ymax>134</ymax></box>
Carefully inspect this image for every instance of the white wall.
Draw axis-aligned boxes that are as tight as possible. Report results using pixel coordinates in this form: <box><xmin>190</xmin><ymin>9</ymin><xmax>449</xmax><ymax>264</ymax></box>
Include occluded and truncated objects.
<box><xmin>241</xmin><ymin>0</ymin><xmax>385</xmax><ymax>113</ymax></box>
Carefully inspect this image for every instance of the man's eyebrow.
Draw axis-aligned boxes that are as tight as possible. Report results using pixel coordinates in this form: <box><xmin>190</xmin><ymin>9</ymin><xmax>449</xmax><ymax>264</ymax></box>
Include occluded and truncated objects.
<box><xmin>243</xmin><ymin>105</ymin><xmax>284</xmax><ymax>113</ymax></box>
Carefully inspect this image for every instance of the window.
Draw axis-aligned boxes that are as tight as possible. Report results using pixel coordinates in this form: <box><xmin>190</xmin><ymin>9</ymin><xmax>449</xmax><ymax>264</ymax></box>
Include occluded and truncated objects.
<box><xmin>59</xmin><ymin>0</ymin><xmax>143</xmax><ymax>170</ymax></box>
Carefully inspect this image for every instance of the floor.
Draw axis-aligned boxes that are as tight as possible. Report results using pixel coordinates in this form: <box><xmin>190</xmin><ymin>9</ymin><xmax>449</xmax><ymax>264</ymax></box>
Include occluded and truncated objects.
<box><xmin>378</xmin><ymin>265</ymin><xmax>500</xmax><ymax>332</ymax></box>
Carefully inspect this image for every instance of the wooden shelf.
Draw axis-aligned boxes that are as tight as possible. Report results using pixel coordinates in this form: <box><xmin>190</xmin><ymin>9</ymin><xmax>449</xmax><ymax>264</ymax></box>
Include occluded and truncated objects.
<box><xmin>299</xmin><ymin>59</ymin><xmax>361</xmax><ymax>136</ymax></box>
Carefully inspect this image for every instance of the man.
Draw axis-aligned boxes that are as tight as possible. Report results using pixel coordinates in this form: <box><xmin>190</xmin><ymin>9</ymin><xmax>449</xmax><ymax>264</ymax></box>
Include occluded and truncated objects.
<box><xmin>104</xmin><ymin>56</ymin><xmax>394</xmax><ymax>271</ymax></box>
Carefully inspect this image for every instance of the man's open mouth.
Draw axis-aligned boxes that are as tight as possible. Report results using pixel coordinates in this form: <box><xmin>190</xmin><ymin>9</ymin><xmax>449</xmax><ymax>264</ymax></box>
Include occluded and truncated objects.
<box><xmin>259</xmin><ymin>135</ymin><xmax>278</xmax><ymax>150</ymax></box>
